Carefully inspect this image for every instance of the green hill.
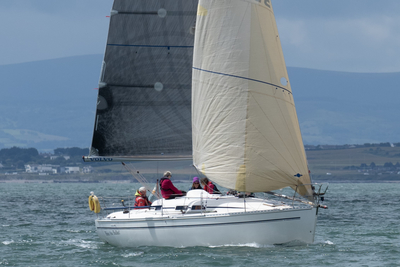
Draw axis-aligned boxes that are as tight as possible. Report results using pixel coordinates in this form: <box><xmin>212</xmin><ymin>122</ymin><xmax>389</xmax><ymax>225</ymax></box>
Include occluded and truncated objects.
<box><xmin>307</xmin><ymin>146</ymin><xmax>400</xmax><ymax>182</ymax></box>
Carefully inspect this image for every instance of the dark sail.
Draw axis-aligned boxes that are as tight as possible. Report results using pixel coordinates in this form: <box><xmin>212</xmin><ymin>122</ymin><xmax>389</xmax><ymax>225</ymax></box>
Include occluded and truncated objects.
<box><xmin>89</xmin><ymin>0</ymin><xmax>198</xmax><ymax>160</ymax></box>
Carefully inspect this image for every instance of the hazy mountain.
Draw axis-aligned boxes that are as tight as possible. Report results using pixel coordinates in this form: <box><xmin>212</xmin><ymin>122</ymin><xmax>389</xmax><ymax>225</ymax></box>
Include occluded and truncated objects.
<box><xmin>0</xmin><ymin>55</ymin><xmax>101</xmax><ymax>152</ymax></box>
<box><xmin>289</xmin><ymin>68</ymin><xmax>400</xmax><ymax>145</ymax></box>
<box><xmin>1</xmin><ymin>55</ymin><xmax>398</xmax><ymax>151</ymax></box>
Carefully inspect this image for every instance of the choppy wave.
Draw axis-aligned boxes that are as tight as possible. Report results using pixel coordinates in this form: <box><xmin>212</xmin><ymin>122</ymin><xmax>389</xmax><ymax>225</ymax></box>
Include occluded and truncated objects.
<box><xmin>61</xmin><ymin>239</ymin><xmax>99</xmax><ymax>249</ymax></box>
<box><xmin>1</xmin><ymin>182</ymin><xmax>399</xmax><ymax>267</ymax></box>
<box><xmin>122</xmin><ymin>252</ymin><xmax>145</xmax><ymax>257</ymax></box>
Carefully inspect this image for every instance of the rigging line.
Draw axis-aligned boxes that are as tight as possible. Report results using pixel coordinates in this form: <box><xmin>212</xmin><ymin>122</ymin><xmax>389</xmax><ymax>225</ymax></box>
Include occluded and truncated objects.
<box><xmin>122</xmin><ymin>163</ymin><xmax>152</xmax><ymax>190</ymax></box>
<box><xmin>192</xmin><ymin>67</ymin><xmax>291</xmax><ymax>94</ymax></box>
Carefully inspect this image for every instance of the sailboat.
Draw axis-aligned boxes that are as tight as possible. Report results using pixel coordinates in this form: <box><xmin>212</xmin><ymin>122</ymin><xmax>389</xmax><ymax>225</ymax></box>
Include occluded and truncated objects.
<box><xmin>84</xmin><ymin>0</ymin><xmax>327</xmax><ymax>247</ymax></box>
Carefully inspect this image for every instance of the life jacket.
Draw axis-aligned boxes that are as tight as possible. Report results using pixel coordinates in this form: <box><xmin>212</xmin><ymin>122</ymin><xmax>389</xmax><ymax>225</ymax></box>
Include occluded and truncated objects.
<box><xmin>204</xmin><ymin>181</ymin><xmax>221</xmax><ymax>194</ymax></box>
<box><xmin>134</xmin><ymin>190</ymin><xmax>151</xmax><ymax>208</ymax></box>
<box><xmin>134</xmin><ymin>196</ymin><xmax>150</xmax><ymax>207</ymax></box>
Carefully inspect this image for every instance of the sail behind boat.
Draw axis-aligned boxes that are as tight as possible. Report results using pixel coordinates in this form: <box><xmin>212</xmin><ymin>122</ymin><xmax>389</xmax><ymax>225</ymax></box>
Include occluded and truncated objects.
<box><xmin>192</xmin><ymin>0</ymin><xmax>313</xmax><ymax>198</ymax></box>
<box><xmin>89</xmin><ymin>0</ymin><xmax>198</xmax><ymax>160</ymax></box>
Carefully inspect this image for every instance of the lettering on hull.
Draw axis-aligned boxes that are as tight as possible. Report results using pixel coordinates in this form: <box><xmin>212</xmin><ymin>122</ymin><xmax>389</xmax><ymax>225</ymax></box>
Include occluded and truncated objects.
<box><xmin>89</xmin><ymin>158</ymin><xmax>113</xmax><ymax>162</ymax></box>
<box><xmin>104</xmin><ymin>230</ymin><xmax>120</xmax><ymax>236</ymax></box>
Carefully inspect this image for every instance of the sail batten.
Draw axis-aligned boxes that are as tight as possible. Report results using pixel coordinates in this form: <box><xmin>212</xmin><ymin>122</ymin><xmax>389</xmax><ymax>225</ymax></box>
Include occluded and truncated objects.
<box><xmin>192</xmin><ymin>0</ymin><xmax>313</xmax><ymax>198</ymax></box>
<box><xmin>193</xmin><ymin>67</ymin><xmax>292</xmax><ymax>94</ymax></box>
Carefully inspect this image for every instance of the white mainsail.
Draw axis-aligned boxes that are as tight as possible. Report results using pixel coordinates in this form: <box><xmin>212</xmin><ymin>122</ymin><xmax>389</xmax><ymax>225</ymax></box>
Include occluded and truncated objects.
<box><xmin>192</xmin><ymin>0</ymin><xmax>313</xmax><ymax>198</ymax></box>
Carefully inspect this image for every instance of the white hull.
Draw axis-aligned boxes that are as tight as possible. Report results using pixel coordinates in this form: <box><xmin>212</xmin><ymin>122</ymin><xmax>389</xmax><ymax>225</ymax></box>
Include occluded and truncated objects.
<box><xmin>95</xmin><ymin>190</ymin><xmax>317</xmax><ymax>247</ymax></box>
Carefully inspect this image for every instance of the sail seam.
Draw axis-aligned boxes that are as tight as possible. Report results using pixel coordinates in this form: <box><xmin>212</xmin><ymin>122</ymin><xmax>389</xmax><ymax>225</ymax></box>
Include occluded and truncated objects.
<box><xmin>249</xmin><ymin>91</ymin><xmax>303</xmax><ymax>176</ymax></box>
<box><xmin>247</xmin><ymin>92</ymin><xmax>300</xmax><ymax>176</ymax></box>
<box><xmin>274</xmin><ymin>96</ymin><xmax>307</xmax><ymax>180</ymax></box>
<box><xmin>192</xmin><ymin>67</ymin><xmax>291</xmax><ymax>94</ymax></box>
<box><xmin>250</xmin><ymin>5</ymin><xmax>304</xmax><ymax>180</ymax></box>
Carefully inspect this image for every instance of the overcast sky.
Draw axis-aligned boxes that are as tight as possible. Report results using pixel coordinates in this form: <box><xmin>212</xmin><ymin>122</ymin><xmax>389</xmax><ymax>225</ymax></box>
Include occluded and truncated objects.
<box><xmin>1</xmin><ymin>0</ymin><xmax>400</xmax><ymax>73</ymax></box>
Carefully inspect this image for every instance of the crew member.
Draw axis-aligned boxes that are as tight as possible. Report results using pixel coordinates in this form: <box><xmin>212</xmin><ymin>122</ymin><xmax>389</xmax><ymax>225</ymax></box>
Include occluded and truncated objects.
<box><xmin>200</xmin><ymin>177</ymin><xmax>221</xmax><ymax>194</ymax></box>
<box><xmin>159</xmin><ymin>171</ymin><xmax>185</xmax><ymax>199</ymax></box>
<box><xmin>134</xmin><ymin>187</ymin><xmax>152</xmax><ymax>209</ymax></box>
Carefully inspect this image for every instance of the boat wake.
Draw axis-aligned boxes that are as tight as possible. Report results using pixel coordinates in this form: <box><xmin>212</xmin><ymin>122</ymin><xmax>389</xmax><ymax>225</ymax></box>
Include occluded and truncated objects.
<box><xmin>209</xmin><ymin>243</ymin><xmax>274</xmax><ymax>248</ymax></box>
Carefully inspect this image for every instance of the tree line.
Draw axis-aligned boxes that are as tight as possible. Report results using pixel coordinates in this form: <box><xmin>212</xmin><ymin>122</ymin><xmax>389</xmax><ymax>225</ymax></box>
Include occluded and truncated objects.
<box><xmin>0</xmin><ymin>147</ymin><xmax>88</xmax><ymax>170</ymax></box>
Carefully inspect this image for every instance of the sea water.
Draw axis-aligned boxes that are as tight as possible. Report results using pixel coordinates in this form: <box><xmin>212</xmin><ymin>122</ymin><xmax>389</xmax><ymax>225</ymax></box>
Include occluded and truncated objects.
<box><xmin>1</xmin><ymin>182</ymin><xmax>399</xmax><ymax>266</ymax></box>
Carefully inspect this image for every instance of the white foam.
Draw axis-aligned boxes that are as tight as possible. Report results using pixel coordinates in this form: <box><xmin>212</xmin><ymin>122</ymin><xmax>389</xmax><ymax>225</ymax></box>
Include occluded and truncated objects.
<box><xmin>66</xmin><ymin>229</ymin><xmax>81</xmax><ymax>233</ymax></box>
<box><xmin>62</xmin><ymin>239</ymin><xmax>98</xmax><ymax>249</ymax></box>
<box><xmin>209</xmin><ymin>243</ymin><xmax>274</xmax><ymax>248</ymax></box>
<box><xmin>122</xmin><ymin>252</ymin><xmax>144</xmax><ymax>257</ymax></box>
<box><xmin>2</xmin><ymin>240</ymin><xmax>14</xmax><ymax>245</ymax></box>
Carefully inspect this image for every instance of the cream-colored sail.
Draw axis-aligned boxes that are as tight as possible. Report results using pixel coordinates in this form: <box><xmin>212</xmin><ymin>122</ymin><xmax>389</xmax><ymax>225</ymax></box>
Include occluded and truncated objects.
<box><xmin>192</xmin><ymin>0</ymin><xmax>313</xmax><ymax>198</ymax></box>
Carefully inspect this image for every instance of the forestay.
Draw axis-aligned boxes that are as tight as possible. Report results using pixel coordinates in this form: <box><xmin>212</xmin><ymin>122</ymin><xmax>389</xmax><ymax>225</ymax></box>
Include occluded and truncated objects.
<box><xmin>192</xmin><ymin>0</ymin><xmax>313</xmax><ymax>198</ymax></box>
<box><xmin>89</xmin><ymin>0</ymin><xmax>198</xmax><ymax>160</ymax></box>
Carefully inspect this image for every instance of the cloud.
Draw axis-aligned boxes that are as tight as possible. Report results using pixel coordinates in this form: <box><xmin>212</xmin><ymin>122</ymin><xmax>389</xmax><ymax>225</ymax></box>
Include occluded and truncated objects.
<box><xmin>0</xmin><ymin>0</ymin><xmax>112</xmax><ymax>65</ymax></box>
<box><xmin>1</xmin><ymin>0</ymin><xmax>400</xmax><ymax>72</ymax></box>
<box><xmin>276</xmin><ymin>13</ymin><xmax>400</xmax><ymax>72</ymax></box>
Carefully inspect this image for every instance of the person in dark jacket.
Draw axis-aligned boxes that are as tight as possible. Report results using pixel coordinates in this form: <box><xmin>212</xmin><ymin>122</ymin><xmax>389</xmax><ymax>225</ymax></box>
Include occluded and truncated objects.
<box><xmin>134</xmin><ymin>187</ymin><xmax>152</xmax><ymax>209</ymax></box>
<box><xmin>200</xmin><ymin>177</ymin><xmax>221</xmax><ymax>194</ymax></box>
<box><xmin>159</xmin><ymin>171</ymin><xmax>185</xmax><ymax>199</ymax></box>
<box><xmin>189</xmin><ymin>177</ymin><xmax>203</xmax><ymax>191</ymax></box>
